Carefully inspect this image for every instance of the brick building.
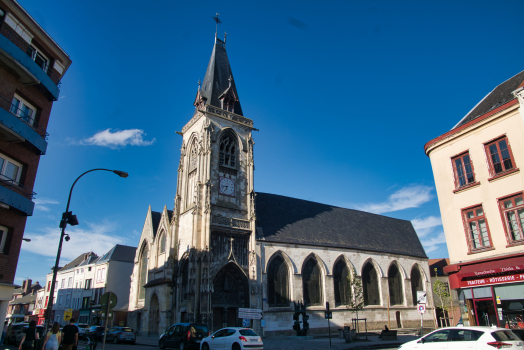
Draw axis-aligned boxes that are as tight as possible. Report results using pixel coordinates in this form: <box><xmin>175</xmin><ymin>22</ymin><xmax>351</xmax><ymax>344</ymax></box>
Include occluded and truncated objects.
<box><xmin>0</xmin><ymin>0</ymin><xmax>71</xmax><ymax>326</ymax></box>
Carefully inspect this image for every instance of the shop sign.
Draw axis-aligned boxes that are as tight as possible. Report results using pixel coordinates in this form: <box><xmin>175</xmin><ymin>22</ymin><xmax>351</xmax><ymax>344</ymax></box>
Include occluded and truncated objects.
<box><xmin>458</xmin><ymin>273</ymin><xmax>524</xmax><ymax>288</ymax></box>
<box><xmin>460</xmin><ymin>265</ymin><xmax>524</xmax><ymax>279</ymax></box>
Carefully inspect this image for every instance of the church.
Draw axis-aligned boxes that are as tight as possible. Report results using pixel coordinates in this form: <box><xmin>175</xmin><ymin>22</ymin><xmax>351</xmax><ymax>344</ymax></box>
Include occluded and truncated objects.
<box><xmin>127</xmin><ymin>31</ymin><xmax>434</xmax><ymax>336</ymax></box>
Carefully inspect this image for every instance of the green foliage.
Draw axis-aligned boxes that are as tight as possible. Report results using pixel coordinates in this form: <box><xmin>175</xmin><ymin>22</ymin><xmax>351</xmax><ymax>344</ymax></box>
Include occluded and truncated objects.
<box><xmin>433</xmin><ymin>280</ymin><xmax>452</xmax><ymax>312</ymax></box>
<box><xmin>346</xmin><ymin>271</ymin><xmax>365</xmax><ymax>318</ymax></box>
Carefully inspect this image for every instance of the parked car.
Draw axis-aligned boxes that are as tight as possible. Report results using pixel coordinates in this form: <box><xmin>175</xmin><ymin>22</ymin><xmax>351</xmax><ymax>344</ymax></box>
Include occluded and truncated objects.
<box><xmin>15</xmin><ymin>325</ymin><xmax>45</xmax><ymax>346</ymax></box>
<box><xmin>6</xmin><ymin>322</ymin><xmax>28</xmax><ymax>345</ymax></box>
<box><xmin>159</xmin><ymin>323</ymin><xmax>209</xmax><ymax>349</ymax></box>
<box><xmin>105</xmin><ymin>327</ymin><xmax>136</xmax><ymax>344</ymax></box>
<box><xmin>200</xmin><ymin>328</ymin><xmax>262</xmax><ymax>350</ymax></box>
<box><xmin>75</xmin><ymin>323</ymin><xmax>90</xmax><ymax>340</ymax></box>
<box><xmin>85</xmin><ymin>326</ymin><xmax>106</xmax><ymax>341</ymax></box>
<box><xmin>398</xmin><ymin>326</ymin><xmax>523</xmax><ymax>350</ymax></box>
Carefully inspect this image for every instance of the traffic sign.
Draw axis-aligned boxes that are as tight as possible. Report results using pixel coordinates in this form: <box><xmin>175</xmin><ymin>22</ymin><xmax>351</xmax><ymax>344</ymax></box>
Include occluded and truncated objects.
<box><xmin>324</xmin><ymin>312</ymin><xmax>332</xmax><ymax>319</ymax></box>
<box><xmin>417</xmin><ymin>304</ymin><xmax>426</xmax><ymax>314</ymax></box>
<box><xmin>100</xmin><ymin>292</ymin><xmax>118</xmax><ymax>310</ymax></box>
<box><xmin>417</xmin><ymin>291</ymin><xmax>427</xmax><ymax>305</ymax></box>
<box><xmin>238</xmin><ymin>308</ymin><xmax>263</xmax><ymax>320</ymax></box>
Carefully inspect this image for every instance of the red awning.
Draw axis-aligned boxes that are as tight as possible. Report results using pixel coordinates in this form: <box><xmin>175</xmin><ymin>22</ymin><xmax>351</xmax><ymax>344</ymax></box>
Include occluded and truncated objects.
<box><xmin>447</xmin><ymin>254</ymin><xmax>524</xmax><ymax>289</ymax></box>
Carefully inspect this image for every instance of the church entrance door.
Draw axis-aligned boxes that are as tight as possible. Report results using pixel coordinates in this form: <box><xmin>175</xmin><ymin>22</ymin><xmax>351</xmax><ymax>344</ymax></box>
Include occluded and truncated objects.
<box><xmin>149</xmin><ymin>294</ymin><xmax>159</xmax><ymax>336</ymax></box>
<box><xmin>211</xmin><ymin>263</ymin><xmax>249</xmax><ymax>331</ymax></box>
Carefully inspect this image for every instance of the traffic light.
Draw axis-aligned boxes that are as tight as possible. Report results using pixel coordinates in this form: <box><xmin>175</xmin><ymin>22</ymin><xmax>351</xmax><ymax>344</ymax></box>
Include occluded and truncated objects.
<box><xmin>59</xmin><ymin>212</ymin><xmax>79</xmax><ymax>228</ymax></box>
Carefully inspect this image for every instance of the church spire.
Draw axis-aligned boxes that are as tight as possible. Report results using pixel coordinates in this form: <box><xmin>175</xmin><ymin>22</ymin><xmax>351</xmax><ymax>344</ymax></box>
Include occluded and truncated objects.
<box><xmin>197</xmin><ymin>29</ymin><xmax>243</xmax><ymax>116</ymax></box>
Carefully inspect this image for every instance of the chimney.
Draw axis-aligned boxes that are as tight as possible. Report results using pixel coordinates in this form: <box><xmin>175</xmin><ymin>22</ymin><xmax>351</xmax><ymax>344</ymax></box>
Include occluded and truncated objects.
<box><xmin>23</xmin><ymin>279</ymin><xmax>31</xmax><ymax>295</ymax></box>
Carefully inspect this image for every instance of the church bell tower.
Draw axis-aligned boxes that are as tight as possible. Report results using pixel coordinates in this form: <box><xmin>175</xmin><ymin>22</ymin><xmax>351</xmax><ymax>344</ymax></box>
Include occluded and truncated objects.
<box><xmin>171</xmin><ymin>30</ymin><xmax>259</xmax><ymax>330</ymax></box>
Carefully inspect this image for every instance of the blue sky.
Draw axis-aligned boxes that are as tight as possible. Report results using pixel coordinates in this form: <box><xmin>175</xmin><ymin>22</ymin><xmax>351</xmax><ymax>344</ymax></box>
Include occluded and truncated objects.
<box><xmin>13</xmin><ymin>0</ymin><xmax>524</xmax><ymax>284</ymax></box>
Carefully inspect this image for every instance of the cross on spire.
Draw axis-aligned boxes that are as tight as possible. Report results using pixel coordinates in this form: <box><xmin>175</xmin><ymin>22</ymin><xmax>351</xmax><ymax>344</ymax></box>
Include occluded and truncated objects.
<box><xmin>212</xmin><ymin>13</ymin><xmax>222</xmax><ymax>34</ymax></box>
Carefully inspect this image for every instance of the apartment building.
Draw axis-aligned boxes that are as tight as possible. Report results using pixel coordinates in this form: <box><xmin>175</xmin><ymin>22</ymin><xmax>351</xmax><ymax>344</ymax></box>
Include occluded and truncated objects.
<box><xmin>0</xmin><ymin>0</ymin><xmax>71</xmax><ymax>326</ymax></box>
<box><xmin>425</xmin><ymin>70</ymin><xmax>524</xmax><ymax>330</ymax></box>
<box><xmin>36</xmin><ymin>245</ymin><xmax>135</xmax><ymax>326</ymax></box>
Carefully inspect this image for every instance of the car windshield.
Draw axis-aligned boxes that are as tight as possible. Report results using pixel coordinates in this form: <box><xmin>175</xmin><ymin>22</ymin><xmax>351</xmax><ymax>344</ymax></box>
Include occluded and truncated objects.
<box><xmin>239</xmin><ymin>329</ymin><xmax>258</xmax><ymax>336</ymax></box>
<box><xmin>12</xmin><ymin>325</ymin><xmax>26</xmax><ymax>330</ymax></box>
<box><xmin>77</xmin><ymin>325</ymin><xmax>89</xmax><ymax>329</ymax></box>
<box><xmin>492</xmin><ymin>330</ymin><xmax>520</xmax><ymax>341</ymax></box>
<box><xmin>121</xmin><ymin>328</ymin><xmax>133</xmax><ymax>333</ymax></box>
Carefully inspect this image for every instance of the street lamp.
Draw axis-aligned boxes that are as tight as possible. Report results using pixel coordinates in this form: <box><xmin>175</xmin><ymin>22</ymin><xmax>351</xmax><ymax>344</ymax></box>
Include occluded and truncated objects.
<box><xmin>44</xmin><ymin>168</ymin><xmax>128</xmax><ymax>329</ymax></box>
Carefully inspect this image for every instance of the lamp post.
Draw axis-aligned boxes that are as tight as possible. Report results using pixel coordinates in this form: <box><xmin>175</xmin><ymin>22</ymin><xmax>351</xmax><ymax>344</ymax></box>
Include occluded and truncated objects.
<box><xmin>44</xmin><ymin>168</ymin><xmax>128</xmax><ymax>329</ymax></box>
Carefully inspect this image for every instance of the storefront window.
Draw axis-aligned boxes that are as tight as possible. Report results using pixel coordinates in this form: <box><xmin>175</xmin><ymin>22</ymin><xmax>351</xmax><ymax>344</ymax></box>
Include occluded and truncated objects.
<box><xmin>494</xmin><ymin>283</ymin><xmax>524</xmax><ymax>330</ymax></box>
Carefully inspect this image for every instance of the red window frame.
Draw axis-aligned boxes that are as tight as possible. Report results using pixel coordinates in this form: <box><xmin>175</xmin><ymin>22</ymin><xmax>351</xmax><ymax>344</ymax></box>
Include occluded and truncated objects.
<box><xmin>461</xmin><ymin>204</ymin><xmax>493</xmax><ymax>253</ymax></box>
<box><xmin>451</xmin><ymin>151</ymin><xmax>476</xmax><ymax>189</ymax></box>
<box><xmin>498</xmin><ymin>192</ymin><xmax>524</xmax><ymax>247</ymax></box>
<box><xmin>484</xmin><ymin>135</ymin><xmax>516</xmax><ymax>178</ymax></box>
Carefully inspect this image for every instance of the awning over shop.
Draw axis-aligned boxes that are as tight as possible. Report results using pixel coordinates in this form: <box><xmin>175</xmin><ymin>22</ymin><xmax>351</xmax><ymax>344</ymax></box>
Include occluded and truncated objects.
<box><xmin>447</xmin><ymin>254</ymin><xmax>524</xmax><ymax>289</ymax></box>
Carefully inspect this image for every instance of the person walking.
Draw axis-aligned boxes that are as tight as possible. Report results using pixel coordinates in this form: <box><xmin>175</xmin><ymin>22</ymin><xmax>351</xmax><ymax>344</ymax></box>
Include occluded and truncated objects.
<box><xmin>61</xmin><ymin>318</ymin><xmax>78</xmax><ymax>350</ymax></box>
<box><xmin>41</xmin><ymin>322</ymin><xmax>61</xmax><ymax>350</ymax></box>
<box><xmin>18</xmin><ymin>320</ymin><xmax>39</xmax><ymax>350</ymax></box>
<box><xmin>0</xmin><ymin>320</ymin><xmax>7</xmax><ymax>346</ymax></box>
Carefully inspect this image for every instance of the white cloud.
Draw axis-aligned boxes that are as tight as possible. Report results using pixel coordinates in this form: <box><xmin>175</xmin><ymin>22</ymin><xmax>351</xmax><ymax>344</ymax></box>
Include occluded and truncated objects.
<box><xmin>22</xmin><ymin>221</ymin><xmax>124</xmax><ymax>260</ymax></box>
<box><xmin>81</xmin><ymin>128</ymin><xmax>155</xmax><ymax>149</ymax></box>
<box><xmin>357</xmin><ymin>185</ymin><xmax>433</xmax><ymax>214</ymax></box>
<box><xmin>33</xmin><ymin>198</ymin><xmax>59</xmax><ymax>212</ymax></box>
<box><xmin>421</xmin><ymin>232</ymin><xmax>447</xmax><ymax>253</ymax></box>
<box><xmin>411</xmin><ymin>215</ymin><xmax>442</xmax><ymax>238</ymax></box>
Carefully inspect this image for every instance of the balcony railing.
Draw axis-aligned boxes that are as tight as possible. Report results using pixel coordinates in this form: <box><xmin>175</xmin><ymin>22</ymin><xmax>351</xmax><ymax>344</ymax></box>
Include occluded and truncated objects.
<box><xmin>0</xmin><ymin>176</ymin><xmax>36</xmax><ymax>200</ymax></box>
<box><xmin>0</xmin><ymin>94</ymin><xmax>48</xmax><ymax>140</ymax></box>
<box><xmin>0</xmin><ymin>24</ymin><xmax>61</xmax><ymax>86</ymax></box>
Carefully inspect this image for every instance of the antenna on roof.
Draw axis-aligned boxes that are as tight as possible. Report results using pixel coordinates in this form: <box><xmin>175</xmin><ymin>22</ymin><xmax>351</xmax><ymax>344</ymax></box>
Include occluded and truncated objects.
<box><xmin>198</xmin><ymin>79</ymin><xmax>201</xmax><ymax>90</ymax></box>
<box><xmin>224</xmin><ymin>31</ymin><xmax>227</xmax><ymax>45</ymax></box>
<box><xmin>212</xmin><ymin>13</ymin><xmax>222</xmax><ymax>38</ymax></box>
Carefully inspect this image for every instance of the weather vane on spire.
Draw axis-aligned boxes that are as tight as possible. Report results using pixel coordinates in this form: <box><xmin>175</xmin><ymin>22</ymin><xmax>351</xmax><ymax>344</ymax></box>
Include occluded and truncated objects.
<box><xmin>212</xmin><ymin>13</ymin><xmax>222</xmax><ymax>34</ymax></box>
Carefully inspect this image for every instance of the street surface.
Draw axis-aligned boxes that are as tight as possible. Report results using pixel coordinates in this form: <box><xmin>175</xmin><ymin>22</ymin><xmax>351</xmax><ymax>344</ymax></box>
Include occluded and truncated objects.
<box><xmin>0</xmin><ymin>333</ymin><xmax>418</xmax><ymax>350</ymax></box>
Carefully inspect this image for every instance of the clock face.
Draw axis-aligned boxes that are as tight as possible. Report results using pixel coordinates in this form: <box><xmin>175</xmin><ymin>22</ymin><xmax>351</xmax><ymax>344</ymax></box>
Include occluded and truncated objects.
<box><xmin>219</xmin><ymin>177</ymin><xmax>235</xmax><ymax>196</ymax></box>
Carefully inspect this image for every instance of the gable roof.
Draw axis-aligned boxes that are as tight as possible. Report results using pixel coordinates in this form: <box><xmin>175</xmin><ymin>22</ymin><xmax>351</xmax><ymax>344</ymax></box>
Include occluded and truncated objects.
<box><xmin>255</xmin><ymin>193</ymin><xmax>427</xmax><ymax>259</ymax></box>
<box><xmin>454</xmin><ymin>70</ymin><xmax>524</xmax><ymax>129</ymax></box>
<box><xmin>151</xmin><ymin>211</ymin><xmax>162</xmax><ymax>238</ymax></box>
<box><xmin>96</xmin><ymin>244</ymin><xmax>137</xmax><ymax>264</ymax></box>
<box><xmin>199</xmin><ymin>37</ymin><xmax>243</xmax><ymax>116</ymax></box>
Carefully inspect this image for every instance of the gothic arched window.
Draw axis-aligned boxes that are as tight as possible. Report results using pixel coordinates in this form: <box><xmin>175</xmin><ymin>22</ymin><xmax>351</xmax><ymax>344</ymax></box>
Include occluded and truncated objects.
<box><xmin>186</xmin><ymin>141</ymin><xmax>198</xmax><ymax>207</ymax></box>
<box><xmin>158</xmin><ymin>232</ymin><xmax>166</xmax><ymax>254</ymax></box>
<box><xmin>334</xmin><ymin>259</ymin><xmax>350</xmax><ymax>306</ymax></box>
<box><xmin>411</xmin><ymin>265</ymin><xmax>424</xmax><ymax>306</ymax></box>
<box><xmin>138</xmin><ymin>243</ymin><xmax>148</xmax><ymax>300</ymax></box>
<box><xmin>302</xmin><ymin>258</ymin><xmax>322</xmax><ymax>306</ymax></box>
<box><xmin>219</xmin><ymin>131</ymin><xmax>237</xmax><ymax>168</ymax></box>
<box><xmin>362</xmin><ymin>262</ymin><xmax>380</xmax><ymax>306</ymax></box>
<box><xmin>267</xmin><ymin>256</ymin><xmax>289</xmax><ymax>307</ymax></box>
<box><xmin>388</xmin><ymin>264</ymin><xmax>404</xmax><ymax>305</ymax></box>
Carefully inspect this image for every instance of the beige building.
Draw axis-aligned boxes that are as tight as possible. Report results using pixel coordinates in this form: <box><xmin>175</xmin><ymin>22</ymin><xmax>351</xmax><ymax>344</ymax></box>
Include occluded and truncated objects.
<box><xmin>425</xmin><ymin>70</ymin><xmax>524</xmax><ymax>330</ymax></box>
<box><xmin>127</xmin><ymin>31</ymin><xmax>435</xmax><ymax>337</ymax></box>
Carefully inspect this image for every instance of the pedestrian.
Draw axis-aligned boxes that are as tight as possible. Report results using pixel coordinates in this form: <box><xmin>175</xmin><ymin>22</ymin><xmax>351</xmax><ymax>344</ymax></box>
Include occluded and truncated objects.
<box><xmin>18</xmin><ymin>320</ymin><xmax>39</xmax><ymax>350</ymax></box>
<box><xmin>41</xmin><ymin>322</ymin><xmax>61</xmax><ymax>350</ymax></box>
<box><xmin>61</xmin><ymin>318</ymin><xmax>78</xmax><ymax>350</ymax></box>
<box><xmin>0</xmin><ymin>320</ymin><xmax>7</xmax><ymax>346</ymax></box>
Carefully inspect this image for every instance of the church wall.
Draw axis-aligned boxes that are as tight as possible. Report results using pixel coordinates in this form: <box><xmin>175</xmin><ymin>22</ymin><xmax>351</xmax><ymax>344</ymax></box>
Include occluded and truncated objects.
<box><xmin>178</xmin><ymin>211</ymin><xmax>194</xmax><ymax>254</ymax></box>
<box><xmin>259</xmin><ymin>242</ymin><xmax>433</xmax><ymax>335</ymax></box>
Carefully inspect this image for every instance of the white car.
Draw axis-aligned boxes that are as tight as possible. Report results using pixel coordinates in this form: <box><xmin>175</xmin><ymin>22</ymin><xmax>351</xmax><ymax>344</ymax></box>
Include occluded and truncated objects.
<box><xmin>398</xmin><ymin>326</ymin><xmax>523</xmax><ymax>350</ymax></box>
<box><xmin>200</xmin><ymin>327</ymin><xmax>263</xmax><ymax>350</ymax></box>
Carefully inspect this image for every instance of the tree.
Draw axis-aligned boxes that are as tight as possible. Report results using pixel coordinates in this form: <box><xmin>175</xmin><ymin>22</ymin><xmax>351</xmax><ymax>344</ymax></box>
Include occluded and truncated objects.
<box><xmin>346</xmin><ymin>271</ymin><xmax>364</xmax><ymax>338</ymax></box>
<box><xmin>433</xmin><ymin>280</ymin><xmax>452</xmax><ymax>326</ymax></box>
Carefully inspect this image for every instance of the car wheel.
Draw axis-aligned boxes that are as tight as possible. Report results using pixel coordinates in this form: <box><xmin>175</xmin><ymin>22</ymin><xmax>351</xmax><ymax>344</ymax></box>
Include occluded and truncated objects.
<box><xmin>159</xmin><ymin>338</ymin><xmax>166</xmax><ymax>349</ymax></box>
<box><xmin>202</xmin><ymin>343</ymin><xmax>210</xmax><ymax>350</ymax></box>
<box><xmin>232</xmin><ymin>343</ymin><xmax>241</xmax><ymax>350</ymax></box>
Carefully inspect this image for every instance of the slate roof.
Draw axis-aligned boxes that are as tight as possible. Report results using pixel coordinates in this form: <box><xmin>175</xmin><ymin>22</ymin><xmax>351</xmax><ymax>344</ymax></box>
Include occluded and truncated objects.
<box><xmin>59</xmin><ymin>252</ymin><xmax>97</xmax><ymax>271</ymax></box>
<box><xmin>255</xmin><ymin>193</ymin><xmax>427</xmax><ymax>259</ymax></box>
<box><xmin>96</xmin><ymin>244</ymin><xmax>136</xmax><ymax>264</ymax></box>
<box><xmin>9</xmin><ymin>292</ymin><xmax>37</xmax><ymax>305</ymax></box>
<box><xmin>151</xmin><ymin>210</ymin><xmax>172</xmax><ymax>237</ymax></box>
<box><xmin>199</xmin><ymin>38</ymin><xmax>243</xmax><ymax>116</ymax></box>
<box><xmin>454</xmin><ymin>70</ymin><xmax>524</xmax><ymax>129</ymax></box>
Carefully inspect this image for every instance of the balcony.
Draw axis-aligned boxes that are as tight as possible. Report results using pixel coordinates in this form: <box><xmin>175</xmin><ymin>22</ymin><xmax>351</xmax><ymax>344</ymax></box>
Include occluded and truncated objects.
<box><xmin>0</xmin><ymin>24</ymin><xmax>60</xmax><ymax>100</ymax></box>
<box><xmin>0</xmin><ymin>94</ymin><xmax>48</xmax><ymax>154</ymax></box>
<box><xmin>0</xmin><ymin>177</ymin><xmax>35</xmax><ymax>216</ymax></box>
